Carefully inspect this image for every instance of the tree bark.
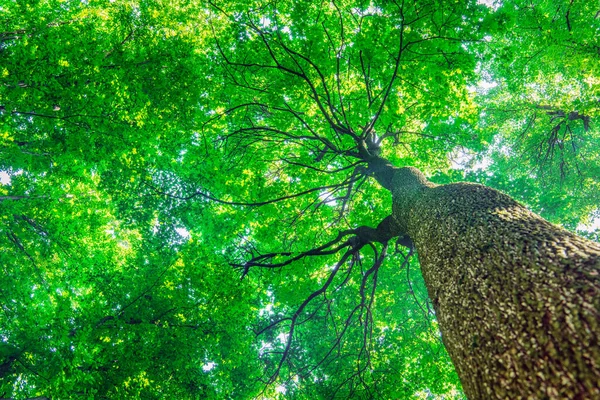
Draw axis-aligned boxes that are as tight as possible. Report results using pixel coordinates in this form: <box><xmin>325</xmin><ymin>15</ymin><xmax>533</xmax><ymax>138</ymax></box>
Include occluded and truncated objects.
<box><xmin>377</xmin><ymin>163</ymin><xmax>600</xmax><ymax>399</ymax></box>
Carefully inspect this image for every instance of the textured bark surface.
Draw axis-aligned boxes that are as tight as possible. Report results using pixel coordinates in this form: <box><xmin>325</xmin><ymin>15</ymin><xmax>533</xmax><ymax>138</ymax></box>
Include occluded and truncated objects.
<box><xmin>386</xmin><ymin>166</ymin><xmax>600</xmax><ymax>400</ymax></box>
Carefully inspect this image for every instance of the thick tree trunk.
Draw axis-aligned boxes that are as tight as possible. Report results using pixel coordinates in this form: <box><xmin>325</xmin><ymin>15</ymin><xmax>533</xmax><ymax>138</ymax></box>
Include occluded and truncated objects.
<box><xmin>380</xmin><ymin>165</ymin><xmax>600</xmax><ymax>399</ymax></box>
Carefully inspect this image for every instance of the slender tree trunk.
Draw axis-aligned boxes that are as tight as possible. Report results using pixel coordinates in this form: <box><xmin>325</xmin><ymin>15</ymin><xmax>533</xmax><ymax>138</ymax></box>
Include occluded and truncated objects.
<box><xmin>376</xmin><ymin>163</ymin><xmax>600</xmax><ymax>399</ymax></box>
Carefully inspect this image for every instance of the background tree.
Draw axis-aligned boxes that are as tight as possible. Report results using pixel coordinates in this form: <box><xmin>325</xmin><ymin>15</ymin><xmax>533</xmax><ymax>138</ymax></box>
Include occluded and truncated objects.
<box><xmin>1</xmin><ymin>0</ymin><xmax>598</xmax><ymax>399</ymax></box>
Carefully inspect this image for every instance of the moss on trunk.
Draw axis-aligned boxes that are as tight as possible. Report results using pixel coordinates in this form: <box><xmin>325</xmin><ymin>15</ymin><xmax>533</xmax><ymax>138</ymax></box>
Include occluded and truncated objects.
<box><xmin>387</xmin><ymin>166</ymin><xmax>600</xmax><ymax>399</ymax></box>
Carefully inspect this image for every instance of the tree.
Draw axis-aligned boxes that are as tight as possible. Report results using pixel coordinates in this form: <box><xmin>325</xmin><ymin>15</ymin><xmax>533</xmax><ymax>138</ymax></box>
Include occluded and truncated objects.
<box><xmin>1</xmin><ymin>0</ymin><xmax>599</xmax><ymax>399</ymax></box>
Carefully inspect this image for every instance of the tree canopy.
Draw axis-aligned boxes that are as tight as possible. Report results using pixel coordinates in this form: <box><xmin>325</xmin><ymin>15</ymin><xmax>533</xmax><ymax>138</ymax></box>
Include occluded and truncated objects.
<box><xmin>1</xmin><ymin>0</ymin><xmax>598</xmax><ymax>398</ymax></box>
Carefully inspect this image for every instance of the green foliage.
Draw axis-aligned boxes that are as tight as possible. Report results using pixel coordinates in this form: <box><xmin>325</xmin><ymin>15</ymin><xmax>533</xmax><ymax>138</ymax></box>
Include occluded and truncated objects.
<box><xmin>1</xmin><ymin>0</ymin><xmax>597</xmax><ymax>398</ymax></box>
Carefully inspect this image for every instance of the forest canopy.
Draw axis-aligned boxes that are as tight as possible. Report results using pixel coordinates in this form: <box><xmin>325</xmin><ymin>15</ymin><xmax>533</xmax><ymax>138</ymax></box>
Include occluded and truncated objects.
<box><xmin>1</xmin><ymin>0</ymin><xmax>599</xmax><ymax>399</ymax></box>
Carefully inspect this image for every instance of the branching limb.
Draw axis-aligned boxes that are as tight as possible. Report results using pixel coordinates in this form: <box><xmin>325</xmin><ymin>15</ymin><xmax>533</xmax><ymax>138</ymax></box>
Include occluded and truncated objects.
<box><xmin>143</xmin><ymin>174</ymin><xmax>362</xmax><ymax>207</ymax></box>
<box><xmin>250</xmin><ymin>214</ymin><xmax>409</xmax><ymax>387</ymax></box>
<box><xmin>363</xmin><ymin>1</ymin><xmax>406</xmax><ymax>137</ymax></box>
<box><xmin>234</xmin><ymin>229</ymin><xmax>356</xmax><ymax>278</ymax></box>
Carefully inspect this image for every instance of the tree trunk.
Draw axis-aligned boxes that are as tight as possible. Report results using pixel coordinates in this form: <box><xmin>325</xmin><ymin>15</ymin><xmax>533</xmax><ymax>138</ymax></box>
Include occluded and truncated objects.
<box><xmin>381</xmin><ymin>165</ymin><xmax>600</xmax><ymax>399</ymax></box>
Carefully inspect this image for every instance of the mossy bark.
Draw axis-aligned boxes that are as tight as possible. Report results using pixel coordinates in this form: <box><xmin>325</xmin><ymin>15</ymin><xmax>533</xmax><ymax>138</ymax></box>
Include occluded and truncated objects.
<box><xmin>380</xmin><ymin>164</ymin><xmax>600</xmax><ymax>399</ymax></box>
